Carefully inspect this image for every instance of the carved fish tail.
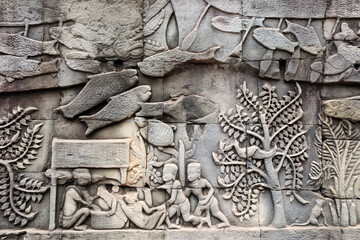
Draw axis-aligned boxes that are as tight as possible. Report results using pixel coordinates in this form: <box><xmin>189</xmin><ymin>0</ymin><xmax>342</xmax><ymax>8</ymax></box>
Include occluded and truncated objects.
<box><xmin>54</xmin><ymin>105</ymin><xmax>77</xmax><ymax>119</ymax></box>
<box><xmin>193</xmin><ymin>47</ymin><xmax>220</xmax><ymax>62</ymax></box>
<box><xmin>43</xmin><ymin>40</ymin><xmax>59</xmax><ymax>55</ymax></box>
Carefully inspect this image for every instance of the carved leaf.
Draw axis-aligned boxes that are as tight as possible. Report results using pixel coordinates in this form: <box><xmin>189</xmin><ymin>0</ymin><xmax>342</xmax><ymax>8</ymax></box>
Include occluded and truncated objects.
<box><xmin>144</xmin><ymin>9</ymin><xmax>165</xmax><ymax>37</ymax></box>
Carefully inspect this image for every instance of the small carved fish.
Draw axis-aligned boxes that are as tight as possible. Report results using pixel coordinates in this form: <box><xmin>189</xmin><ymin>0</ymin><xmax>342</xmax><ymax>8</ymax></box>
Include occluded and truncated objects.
<box><xmin>0</xmin><ymin>58</ymin><xmax>59</xmax><ymax>82</ymax></box>
<box><xmin>253</xmin><ymin>27</ymin><xmax>298</xmax><ymax>53</ymax></box>
<box><xmin>211</xmin><ymin>16</ymin><xmax>264</xmax><ymax>33</ymax></box>
<box><xmin>283</xmin><ymin>20</ymin><xmax>323</xmax><ymax>55</ymax></box>
<box><xmin>137</xmin><ymin>46</ymin><xmax>219</xmax><ymax>77</ymax></box>
<box><xmin>80</xmin><ymin>86</ymin><xmax>152</xmax><ymax>135</ymax></box>
<box><xmin>55</xmin><ymin>69</ymin><xmax>138</xmax><ymax>119</ymax></box>
<box><xmin>65</xmin><ymin>57</ymin><xmax>101</xmax><ymax>73</ymax></box>
<box><xmin>0</xmin><ymin>33</ymin><xmax>59</xmax><ymax>56</ymax></box>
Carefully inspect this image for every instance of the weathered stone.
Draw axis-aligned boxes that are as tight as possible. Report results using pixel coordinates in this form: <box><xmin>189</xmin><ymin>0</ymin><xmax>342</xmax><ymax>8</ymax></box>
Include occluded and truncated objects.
<box><xmin>323</xmin><ymin>99</ymin><xmax>360</xmax><ymax>122</ymax></box>
<box><xmin>2</xmin><ymin>0</ymin><xmax>360</xmax><ymax>237</ymax></box>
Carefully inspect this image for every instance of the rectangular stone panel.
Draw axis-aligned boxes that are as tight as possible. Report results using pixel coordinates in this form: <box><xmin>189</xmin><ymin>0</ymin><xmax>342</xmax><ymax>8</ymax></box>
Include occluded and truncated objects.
<box><xmin>243</xmin><ymin>0</ymin><xmax>326</xmax><ymax>18</ymax></box>
<box><xmin>51</xmin><ymin>138</ymin><xmax>131</xmax><ymax>169</ymax></box>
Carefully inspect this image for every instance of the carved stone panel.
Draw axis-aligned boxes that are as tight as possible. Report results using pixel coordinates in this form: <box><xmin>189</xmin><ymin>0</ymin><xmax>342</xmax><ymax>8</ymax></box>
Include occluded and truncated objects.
<box><xmin>1</xmin><ymin>0</ymin><xmax>360</xmax><ymax>239</ymax></box>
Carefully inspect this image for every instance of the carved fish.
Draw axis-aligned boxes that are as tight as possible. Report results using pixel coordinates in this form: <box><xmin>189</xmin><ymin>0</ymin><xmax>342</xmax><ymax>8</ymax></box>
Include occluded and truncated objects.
<box><xmin>283</xmin><ymin>20</ymin><xmax>323</xmax><ymax>55</ymax></box>
<box><xmin>65</xmin><ymin>57</ymin><xmax>101</xmax><ymax>73</ymax></box>
<box><xmin>137</xmin><ymin>46</ymin><xmax>219</xmax><ymax>77</ymax></box>
<box><xmin>135</xmin><ymin>117</ymin><xmax>174</xmax><ymax>147</ymax></box>
<box><xmin>80</xmin><ymin>86</ymin><xmax>152</xmax><ymax>135</ymax></box>
<box><xmin>55</xmin><ymin>69</ymin><xmax>138</xmax><ymax>119</ymax></box>
<box><xmin>211</xmin><ymin>16</ymin><xmax>264</xmax><ymax>33</ymax></box>
<box><xmin>253</xmin><ymin>27</ymin><xmax>298</xmax><ymax>53</ymax></box>
<box><xmin>0</xmin><ymin>33</ymin><xmax>59</xmax><ymax>56</ymax></box>
<box><xmin>0</xmin><ymin>58</ymin><xmax>59</xmax><ymax>82</ymax></box>
<box><xmin>0</xmin><ymin>55</ymin><xmax>39</xmax><ymax>72</ymax></box>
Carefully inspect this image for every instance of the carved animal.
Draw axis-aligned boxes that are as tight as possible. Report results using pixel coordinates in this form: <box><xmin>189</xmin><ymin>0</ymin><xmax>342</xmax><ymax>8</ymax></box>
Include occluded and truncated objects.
<box><xmin>65</xmin><ymin>57</ymin><xmax>101</xmax><ymax>73</ymax></box>
<box><xmin>283</xmin><ymin>20</ymin><xmax>323</xmax><ymax>55</ymax></box>
<box><xmin>0</xmin><ymin>58</ymin><xmax>59</xmax><ymax>82</ymax></box>
<box><xmin>137</xmin><ymin>46</ymin><xmax>219</xmax><ymax>77</ymax></box>
<box><xmin>0</xmin><ymin>33</ymin><xmax>59</xmax><ymax>56</ymax></box>
<box><xmin>55</xmin><ymin>69</ymin><xmax>138</xmax><ymax>119</ymax></box>
<box><xmin>253</xmin><ymin>27</ymin><xmax>299</xmax><ymax>53</ymax></box>
<box><xmin>211</xmin><ymin>16</ymin><xmax>264</xmax><ymax>33</ymax></box>
<box><xmin>222</xmin><ymin>140</ymin><xmax>277</xmax><ymax>159</ymax></box>
<box><xmin>310</xmin><ymin>23</ymin><xmax>360</xmax><ymax>83</ymax></box>
<box><xmin>135</xmin><ymin>117</ymin><xmax>174</xmax><ymax>147</ymax></box>
<box><xmin>0</xmin><ymin>55</ymin><xmax>39</xmax><ymax>73</ymax></box>
<box><xmin>80</xmin><ymin>85</ymin><xmax>152</xmax><ymax>135</ymax></box>
<box><xmin>291</xmin><ymin>199</ymin><xmax>328</xmax><ymax>227</ymax></box>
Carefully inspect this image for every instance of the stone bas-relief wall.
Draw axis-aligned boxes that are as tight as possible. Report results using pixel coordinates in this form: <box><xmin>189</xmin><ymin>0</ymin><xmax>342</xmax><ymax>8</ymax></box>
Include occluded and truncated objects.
<box><xmin>1</xmin><ymin>0</ymin><xmax>360</xmax><ymax>239</ymax></box>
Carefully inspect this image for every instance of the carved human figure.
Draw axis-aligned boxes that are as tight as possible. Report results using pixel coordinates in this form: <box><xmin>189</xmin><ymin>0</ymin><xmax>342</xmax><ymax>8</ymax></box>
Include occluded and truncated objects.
<box><xmin>110</xmin><ymin>187</ymin><xmax>166</xmax><ymax>230</ymax></box>
<box><xmin>185</xmin><ymin>161</ymin><xmax>230</xmax><ymax>228</ymax></box>
<box><xmin>291</xmin><ymin>199</ymin><xmax>328</xmax><ymax>227</ymax></box>
<box><xmin>60</xmin><ymin>168</ymin><xmax>94</xmax><ymax>230</ymax></box>
<box><xmin>94</xmin><ymin>185</ymin><xmax>128</xmax><ymax>228</ymax></box>
<box><xmin>157</xmin><ymin>163</ymin><xmax>207</xmax><ymax>228</ymax></box>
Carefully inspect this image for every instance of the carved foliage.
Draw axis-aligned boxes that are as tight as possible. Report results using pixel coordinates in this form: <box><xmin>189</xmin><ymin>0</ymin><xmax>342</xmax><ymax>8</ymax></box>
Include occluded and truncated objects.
<box><xmin>317</xmin><ymin>115</ymin><xmax>360</xmax><ymax>198</ymax></box>
<box><xmin>213</xmin><ymin>82</ymin><xmax>308</xmax><ymax>226</ymax></box>
<box><xmin>0</xmin><ymin>107</ymin><xmax>47</xmax><ymax>227</ymax></box>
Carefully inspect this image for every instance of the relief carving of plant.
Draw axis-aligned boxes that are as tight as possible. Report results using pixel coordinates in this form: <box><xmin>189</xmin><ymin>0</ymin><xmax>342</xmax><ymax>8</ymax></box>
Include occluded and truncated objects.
<box><xmin>213</xmin><ymin>82</ymin><xmax>308</xmax><ymax>228</ymax></box>
<box><xmin>317</xmin><ymin>115</ymin><xmax>360</xmax><ymax>198</ymax></box>
<box><xmin>0</xmin><ymin>106</ymin><xmax>48</xmax><ymax>227</ymax></box>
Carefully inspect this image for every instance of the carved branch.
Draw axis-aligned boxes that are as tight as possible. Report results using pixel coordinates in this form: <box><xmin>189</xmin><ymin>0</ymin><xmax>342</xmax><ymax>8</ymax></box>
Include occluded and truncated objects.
<box><xmin>222</xmin><ymin>114</ymin><xmax>265</xmax><ymax>143</ymax></box>
<box><xmin>275</xmin><ymin>130</ymin><xmax>307</xmax><ymax>173</ymax></box>
<box><xmin>268</xmin><ymin>83</ymin><xmax>302</xmax><ymax>126</ymax></box>
<box><xmin>270</xmin><ymin>109</ymin><xmax>304</xmax><ymax>142</ymax></box>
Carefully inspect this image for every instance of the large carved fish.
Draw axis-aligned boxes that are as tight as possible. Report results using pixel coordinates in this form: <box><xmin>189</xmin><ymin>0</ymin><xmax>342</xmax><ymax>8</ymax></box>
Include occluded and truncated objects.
<box><xmin>0</xmin><ymin>58</ymin><xmax>59</xmax><ymax>82</ymax></box>
<box><xmin>253</xmin><ymin>27</ymin><xmax>298</xmax><ymax>53</ymax></box>
<box><xmin>137</xmin><ymin>46</ymin><xmax>219</xmax><ymax>77</ymax></box>
<box><xmin>80</xmin><ymin>85</ymin><xmax>152</xmax><ymax>135</ymax></box>
<box><xmin>0</xmin><ymin>33</ymin><xmax>59</xmax><ymax>56</ymax></box>
<box><xmin>55</xmin><ymin>69</ymin><xmax>138</xmax><ymax>119</ymax></box>
<box><xmin>283</xmin><ymin>20</ymin><xmax>323</xmax><ymax>55</ymax></box>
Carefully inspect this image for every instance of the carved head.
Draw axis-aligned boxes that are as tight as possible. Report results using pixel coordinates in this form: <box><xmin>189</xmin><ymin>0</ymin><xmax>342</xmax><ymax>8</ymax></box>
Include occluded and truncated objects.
<box><xmin>124</xmin><ymin>191</ymin><xmax>138</xmax><ymax>204</ymax></box>
<box><xmin>162</xmin><ymin>163</ymin><xmax>178</xmax><ymax>182</ymax></box>
<box><xmin>316</xmin><ymin>199</ymin><xmax>325</xmax><ymax>206</ymax></box>
<box><xmin>73</xmin><ymin>168</ymin><xmax>91</xmax><ymax>186</ymax></box>
<box><xmin>187</xmin><ymin>161</ymin><xmax>202</xmax><ymax>182</ymax></box>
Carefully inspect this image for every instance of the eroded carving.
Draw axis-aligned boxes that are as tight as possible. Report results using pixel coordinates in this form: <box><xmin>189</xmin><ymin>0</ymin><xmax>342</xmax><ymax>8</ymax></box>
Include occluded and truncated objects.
<box><xmin>213</xmin><ymin>82</ymin><xmax>308</xmax><ymax>228</ymax></box>
<box><xmin>311</xmin><ymin>22</ymin><xmax>360</xmax><ymax>83</ymax></box>
<box><xmin>138</xmin><ymin>46</ymin><xmax>219</xmax><ymax>77</ymax></box>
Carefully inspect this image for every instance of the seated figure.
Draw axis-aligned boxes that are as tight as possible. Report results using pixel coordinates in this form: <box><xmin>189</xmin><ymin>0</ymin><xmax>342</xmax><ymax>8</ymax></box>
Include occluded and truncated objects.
<box><xmin>60</xmin><ymin>168</ymin><xmax>94</xmax><ymax>231</ymax></box>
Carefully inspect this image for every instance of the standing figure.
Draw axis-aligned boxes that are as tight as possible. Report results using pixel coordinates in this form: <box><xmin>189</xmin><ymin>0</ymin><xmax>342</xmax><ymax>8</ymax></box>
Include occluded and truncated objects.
<box><xmin>158</xmin><ymin>163</ymin><xmax>208</xmax><ymax>228</ymax></box>
<box><xmin>185</xmin><ymin>161</ymin><xmax>230</xmax><ymax>228</ymax></box>
<box><xmin>60</xmin><ymin>168</ymin><xmax>94</xmax><ymax>230</ymax></box>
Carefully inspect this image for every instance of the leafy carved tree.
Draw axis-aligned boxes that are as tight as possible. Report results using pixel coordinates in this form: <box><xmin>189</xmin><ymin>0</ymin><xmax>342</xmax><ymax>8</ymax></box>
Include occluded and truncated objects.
<box><xmin>316</xmin><ymin>114</ymin><xmax>360</xmax><ymax>226</ymax></box>
<box><xmin>0</xmin><ymin>106</ymin><xmax>48</xmax><ymax>227</ymax></box>
<box><xmin>212</xmin><ymin>82</ymin><xmax>308</xmax><ymax>228</ymax></box>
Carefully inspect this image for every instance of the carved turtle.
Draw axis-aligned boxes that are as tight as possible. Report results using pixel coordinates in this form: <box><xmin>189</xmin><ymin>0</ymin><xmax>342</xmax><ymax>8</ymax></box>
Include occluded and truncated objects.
<box><xmin>135</xmin><ymin>117</ymin><xmax>175</xmax><ymax>147</ymax></box>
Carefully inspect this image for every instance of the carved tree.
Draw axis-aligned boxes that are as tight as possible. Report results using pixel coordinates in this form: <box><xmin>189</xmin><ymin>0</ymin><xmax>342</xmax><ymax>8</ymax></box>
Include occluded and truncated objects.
<box><xmin>316</xmin><ymin>114</ymin><xmax>360</xmax><ymax>226</ymax></box>
<box><xmin>0</xmin><ymin>107</ymin><xmax>48</xmax><ymax>227</ymax></box>
<box><xmin>212</xmin><ymin>82</ymin><xmax>308</xmax><ymax>228</ymax></box>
